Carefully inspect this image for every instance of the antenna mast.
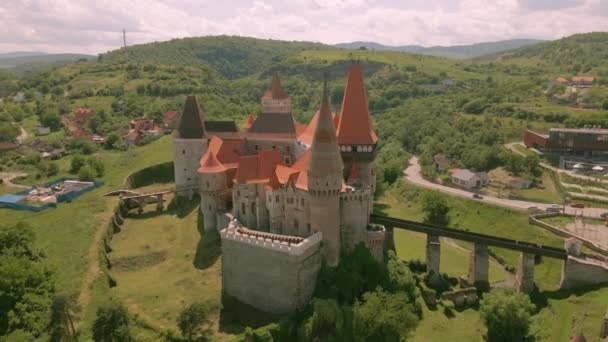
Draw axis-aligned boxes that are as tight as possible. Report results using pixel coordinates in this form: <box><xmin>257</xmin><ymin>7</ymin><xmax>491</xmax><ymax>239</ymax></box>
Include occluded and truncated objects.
<box><xmin>122</xmin><ymin>29</ymin><xmax>127</xmax><ymax>49</ymax></box>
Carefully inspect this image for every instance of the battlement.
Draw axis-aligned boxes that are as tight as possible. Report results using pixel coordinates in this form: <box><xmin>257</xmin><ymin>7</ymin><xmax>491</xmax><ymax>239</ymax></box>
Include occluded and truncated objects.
<box><xmin>221</xmin><ymin>219</ymin><xmax>322</xmax><ymax>256</ymax></box>
<box><xmin>340</xmin><ymin>186</ymin><xmax>371</xmax><ymax>202</ymax></box>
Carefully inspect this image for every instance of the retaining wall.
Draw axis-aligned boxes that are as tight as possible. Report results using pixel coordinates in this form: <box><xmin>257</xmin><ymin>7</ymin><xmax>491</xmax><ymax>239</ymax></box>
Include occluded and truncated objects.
<box><xmin>529</xmin><ymin>213</ymin><xmax>608</xmax><ymax>256</ymax></box>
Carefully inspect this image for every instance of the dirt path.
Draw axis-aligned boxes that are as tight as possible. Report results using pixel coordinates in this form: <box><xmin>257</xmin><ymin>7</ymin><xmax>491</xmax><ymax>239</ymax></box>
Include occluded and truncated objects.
<box><xmin>17</xmin><ymin>125</ymin><xmax>29</xmax><ymax>144</ymax></box>
<box><xmin>76</xmin><ymin>201</ymin><xmax>115</xmax><ymax>327</ymax></box>
<box><xmin>0</xmin><ymin>172</ymin><xmax>29</xmax><ymax>189</ymax></box>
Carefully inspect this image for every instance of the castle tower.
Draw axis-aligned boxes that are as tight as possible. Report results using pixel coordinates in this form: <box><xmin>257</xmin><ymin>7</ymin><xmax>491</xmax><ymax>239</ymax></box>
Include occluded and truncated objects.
<box><xmin>173</xmin><ymin>96</ymin><xmax>208</xmax><ymax>193</ymax></box>
<box><xmin>198</xmin><ymin>150</ymin><xmax>228</xmax><ymax>230</ymax></box>
<box><xmin>336</xmin><ymin>64</ymin><xmax>378</xmax><ymax>192</ymax></box>
<box><xmin>307</xmin><ymin>79</ymin><xmax>344</xmax><ymax>266</ymax></box>
<box><xmin>261</xmin><ymin>74</ymin><xmax>291</xmax><ymax>114</ymax></box>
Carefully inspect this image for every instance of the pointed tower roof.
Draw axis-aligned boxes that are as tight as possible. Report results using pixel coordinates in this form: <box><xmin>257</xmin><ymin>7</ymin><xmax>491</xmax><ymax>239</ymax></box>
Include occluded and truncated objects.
<box><xmin>337</xmin><ymin>64</ymin><xmax>378</xmax><ymax>145</ymax></box>
<box><xmin>308</xmin><ymin>78</ymin><xmax>344</xmax><ymax>177</ymax></box>
<box><xmin>177</xmin><ymin>96</ymin><xmax>206</xmax><ymax>139</ymax></box>
<box><xmin>271</xmin><ymin>74</ymin><xmax>288</xmax><ymax>99</ymax></box>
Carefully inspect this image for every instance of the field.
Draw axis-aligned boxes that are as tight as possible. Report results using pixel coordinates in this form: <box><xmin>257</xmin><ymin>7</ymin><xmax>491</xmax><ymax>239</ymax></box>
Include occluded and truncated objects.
<box><xmin>1</xmin><ymin>136</ymin><xmax>173</xmax><ymax>325</ymax></box>
<box><xmin>376</xmin><ymin>189</ymin><xmax>608</xmax><ymax>341</ymax></box>
<box><xmin>107</xmin><ymin>194</ymin><xmax>234</xmax><ymax>340</ymax></box>
<box><xmin>515</xmin><ymin>170</ymin><xmax>563</xmax><ymax>204</ymax></box>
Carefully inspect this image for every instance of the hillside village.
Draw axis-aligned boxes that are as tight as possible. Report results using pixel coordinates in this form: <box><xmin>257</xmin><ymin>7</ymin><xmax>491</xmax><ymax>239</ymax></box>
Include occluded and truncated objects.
<box><xmin>1</xmin><ymin>32</ymin><xmax>608</xmax><ymax>341</ymax></box>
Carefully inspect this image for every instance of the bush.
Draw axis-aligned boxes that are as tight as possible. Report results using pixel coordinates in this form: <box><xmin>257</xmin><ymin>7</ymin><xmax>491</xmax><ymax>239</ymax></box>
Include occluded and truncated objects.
<box><xmin>70</xmin><ymin>154</ymin><xmax>85</xmax><ymax>173</ymax></box>
<box><xmin>78</xmin><ymin>165</ymin><xmax>96</xmax><ymax>182</ymax></box>
<box><xmin>92</xmin><ymin>302</ymin><xmax>132</xmax><ymax>342</ymax></box>
<box><xmin>177</xmin><ymin>301</ymin><xmax>216</xmax><ymax>341</ymax></box>
<box><xmin>479</xmin><ymin>288</ymin><xmax>535</xmax><ymax>342</ymax></box>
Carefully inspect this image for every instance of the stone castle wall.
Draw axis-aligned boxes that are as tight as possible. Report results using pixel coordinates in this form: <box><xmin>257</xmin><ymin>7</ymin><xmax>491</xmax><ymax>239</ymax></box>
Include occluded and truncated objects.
<box><xmin>560</xmin><ymin>255</ymin><xmax>608</xmax><ymax>289</ymax></box>
<box><xmin>173</xmin><ymin>137</ymin><xmax>207</xmax><ymax>192</ymax></box>
<box><xmin>221</xmin><ymin>226</ymin><xmax>322</xmax><ymax>313</ymax></box>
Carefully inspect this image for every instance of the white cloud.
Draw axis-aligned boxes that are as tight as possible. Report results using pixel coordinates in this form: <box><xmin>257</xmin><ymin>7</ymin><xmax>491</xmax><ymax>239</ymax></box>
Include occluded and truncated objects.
<box><xmin>0</xmin><ymin>0</ymin><xmax>606</xmax><ymax>54</ymax></box>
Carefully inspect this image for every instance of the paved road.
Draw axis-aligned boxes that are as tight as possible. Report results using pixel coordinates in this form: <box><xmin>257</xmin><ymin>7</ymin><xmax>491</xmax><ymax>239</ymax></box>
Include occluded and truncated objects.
<box><xmin>404</xmin><ymin>156</ymin><xmax>607</xmax><ymax>218</ymax></box>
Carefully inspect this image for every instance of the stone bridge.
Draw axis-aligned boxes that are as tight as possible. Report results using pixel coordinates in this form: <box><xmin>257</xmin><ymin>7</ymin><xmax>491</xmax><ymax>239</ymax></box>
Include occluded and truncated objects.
<box><xmin>371</xmin><ymin>214</ymin><xmax>608</xmax><ymax>292</ymax></box>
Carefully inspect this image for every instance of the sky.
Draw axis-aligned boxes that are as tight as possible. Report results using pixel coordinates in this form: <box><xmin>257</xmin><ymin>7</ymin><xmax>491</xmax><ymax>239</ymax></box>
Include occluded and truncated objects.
<box><xmin>0</xmin><ymin>0</ymin><xmax>607</xmax><ymax>55</ymax></box>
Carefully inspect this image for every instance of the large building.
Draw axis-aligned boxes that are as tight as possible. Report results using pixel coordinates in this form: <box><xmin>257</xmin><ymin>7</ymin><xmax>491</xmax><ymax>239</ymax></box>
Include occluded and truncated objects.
<box><xmin>524</xmin><ymin>128</ymin><xmax>608</xmax><ymax>155</ymax></box>
<box><xmin>172</xmin><ymin>64</ymin><xmax>385</xmax><ymax>313</ymax></box>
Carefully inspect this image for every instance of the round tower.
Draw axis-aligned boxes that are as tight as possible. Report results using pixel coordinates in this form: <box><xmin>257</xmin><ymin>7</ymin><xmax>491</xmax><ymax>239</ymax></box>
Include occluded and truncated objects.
<box><xmin>307</xmin><ymin>79</ymin><xmax>344</xmax><ymax>266</ymax></box>
<box><xmin>198</xmin><ymin>151</ymin><xmax>228</xmax><ymax>231</ymax></box>
<box><xmin>173</xmin><ymin>96</ymin><xmax>208</xmax><ymax>193</ymax></box>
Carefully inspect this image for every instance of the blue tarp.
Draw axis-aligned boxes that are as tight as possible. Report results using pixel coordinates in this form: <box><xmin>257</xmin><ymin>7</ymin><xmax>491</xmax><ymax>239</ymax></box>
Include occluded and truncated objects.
<box><xmin>0</xmin><ymin>194</ymin><xmax>26</xmax><ymax>204</ymax></box>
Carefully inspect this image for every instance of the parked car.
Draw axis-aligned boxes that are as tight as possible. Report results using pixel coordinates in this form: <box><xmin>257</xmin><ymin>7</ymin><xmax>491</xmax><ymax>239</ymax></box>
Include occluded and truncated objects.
<box><xmin>600</xmin><ymin>212</ymin><xmax>608</xmax><ymax>219</ymax></box>
<box><xmin>527</xmin><ymin>205</ymin><xmax>540</xmax><ymax>212</ymax></box>
<box><xmin>546</xmin><ymin>205</ymin><xmax>561</xmax><ymax>213</ymax></box>
<box><xmin>472</xmin><ymin>193</ymin><xmax>483</xmax><ymax>199</ymax></box>
<box><xmin>570</xmin><ymin>203</ymin><xmax>585</xmax><ymax>208</ymax></box>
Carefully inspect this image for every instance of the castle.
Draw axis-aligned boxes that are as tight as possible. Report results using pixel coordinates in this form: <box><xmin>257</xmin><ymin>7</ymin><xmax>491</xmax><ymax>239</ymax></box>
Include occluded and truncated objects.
<box><xmin>172</xmin><ymin>64</ymin><xmax>385</xmax><ymax>313</ymax></box>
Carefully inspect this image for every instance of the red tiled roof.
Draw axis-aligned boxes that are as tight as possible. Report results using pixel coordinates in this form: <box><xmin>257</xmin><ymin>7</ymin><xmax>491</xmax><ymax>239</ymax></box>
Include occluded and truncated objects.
<box><xmin>572</xmin><ymin>76</ymin><xmax>594</xmax><ymax>82</ymax></box>
<box><xmin>243</xmin><ymin>115</ymin><xmax>256</xmax><ymax>130</ymax></box>
<box><xmin>265</xmin><ymin>169</ymin><xmax>282</xmax><ymax>190</ymax></box>
<box><xmin>198</xmin><ymin>150</ymin><xmax>226</xmax><ymax>173</ymax></box>
<box><xmin>295</xmin><ymin>123</ymin><xmax>307</xmax><ymax>137</ymax></box>
<box><xmin>124</xmin><ymin>130</ymin><xmax>141</xmax><ymax>142</ymax></box>
<box><xmin>234</xmin><ymin>150</ymin><xmax>284</xmax><ymax>184</ymax></box>
<box><xmin>297</xmin><ymin>110</ymin><xmax>338</xmax><ymax>146</ymax></box>
<box><xmin>337</xmin><ymin>64</ymin><xmax>378</xmax><ymax>145</ymax></box>
<box><xmin>207</xmin><ymin>136</ymin><xmax>242</xmax><ymax>168</ymax></box>
<box><xmin>131</xmin><ymin>118</ymin><xmax>155</xmax><ymax>131</ymax></box>
<box><xmin>556</xmin><ymin>77</ymin><xmax>568</xmax><ymax>84</ymax></box>
<box><xmin>163</xmin><ymin>111</ymin><xmax>180</xmax><ymax>123</ymax></box>
<box><xmin>0</xmin><ymin>142</ymin><xmax>18</xmax><ymax>151</ymax></box>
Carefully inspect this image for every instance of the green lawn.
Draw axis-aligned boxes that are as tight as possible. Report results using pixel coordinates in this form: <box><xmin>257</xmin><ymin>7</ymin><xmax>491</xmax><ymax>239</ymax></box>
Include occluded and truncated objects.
<box><xmin>107</xmin><ymin>195</ymin><xmax>233</xmax><ymax>340</ymax></box>
<box><xmin>515</xmin><ymin>170</ymin><xmax>563</xmax><ymax>204</ymax></box>
<box><xmin>513</xmin><ymin>143</ymin><xmax>537</xmax><ymax>157</ymax></box>
<box><xmin>379</xmin><ymin>184</ymin><xmax>608</xmax><ymax>341</ymax></box>
<box><xmin>1</xmin><ymin>136</ymin><xmax>174</xmax><ymax>312</ymax></box>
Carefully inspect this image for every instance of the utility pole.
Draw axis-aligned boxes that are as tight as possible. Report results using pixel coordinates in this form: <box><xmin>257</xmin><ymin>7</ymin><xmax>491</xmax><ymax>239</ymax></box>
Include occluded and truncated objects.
<box><xmin>122</xmin><ymin>29</ymin><xmax>127</xmax><ymax>49</ymax></box>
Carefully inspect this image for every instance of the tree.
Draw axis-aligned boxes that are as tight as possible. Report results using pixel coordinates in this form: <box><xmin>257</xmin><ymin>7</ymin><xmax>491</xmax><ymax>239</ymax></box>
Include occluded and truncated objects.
<box><xmin>78</xmin><ymin>165</ymin><xmax>96</xmax><ymax>182</ymax></box>
<box><xmin>87</xmin><ymin>157</ymin><xmax>105</xmax><ymax>177</ymax></box>
<box><xmin>298</xmin><ymin>298</ymin><xmax>348</xmax><ymax>341</ymax></box>
<box><xmin>0</xmin><ymin>223</ymin><xmax>54</xmax><ymax>337</ymax></box>
<box><xmin>353</xmin><ymin>288</ymin><xmax>419</xmax><ymax>342</ymax></box>
<box><xmin>104</xmin><ymin>133</ymin><xmax>120</xmax><ymax>150</ymax></box>
<box><xmin>92</xmin><ymin>302</ymin><xmax>132</xmax><ymax>342</ymax></box>
<box><xmin>0</xmin><ymin>122</ymin><xmax>19</xmax><ymax>142</ymax></box>
<box><xmin>177</xmin><ymin>302</ymin><xmax>215</xmax><ymax>341</ymax></box>
<box><xmin>421</xmin><ymin>191</ymin><xmax>450</xmax><ymax>226</ymax></box>
<box><xmin>40</xmin><ymin>111</ymin><xmax>62</xmax><ymax>131</ymax></box>
<box><xmin>49</xmin><ymin>294</ymin><xmax>78</xmax><ymax>342</ymax></box>
<box><xmin>70</xmin><ymin>155</ymin><xmax>85</xmax><ymax>174</ymax></box>
<box><xmin>479</xmin><ymin>288</ymin><xmax>535</xmax><ymax>342</ymax></box>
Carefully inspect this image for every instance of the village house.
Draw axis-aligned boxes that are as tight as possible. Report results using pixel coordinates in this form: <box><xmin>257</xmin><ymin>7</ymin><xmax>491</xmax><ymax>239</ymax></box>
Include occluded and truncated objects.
<box><xmin>433</xmin><ymin>154</ymin><xmax>453</xmax><ymax>172</ymax></box>
<box><xmin>450</xmin><ymin>169</ymin><xmax>490</xmax><ymax>189</ymax></box>
<box><xmin>123</xmin><ymin>118</ymin><xmax>163</xmax><ymax>146</ymax></box>
<box><xmin>36</xmin><ymin>125</ymin><xmax>51</xmax><ymax>136</ymax></box>
<box><xmin>571</xmin><ymin>76</ymin><xmax>594</xmax><ymax>86</ymax></box>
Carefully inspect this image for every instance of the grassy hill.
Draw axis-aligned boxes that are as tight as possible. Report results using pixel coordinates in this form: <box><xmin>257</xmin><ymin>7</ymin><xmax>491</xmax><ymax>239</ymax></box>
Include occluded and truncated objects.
<box><xmin>0</xmin><ymin>53</ymin><xmax>95</xmax><ymax>74</ymax></box>
<box><xmin>483</xmin><ymin>32</ymin><xmax>608</xmax><ymax>75</ymax></box>
<box><xmin>101</xmin><ymin>35</ymin><xmax>331</xmax><ymax>79</ymax></box>
<box><xmin>335</xmin><ymin>39</ymin><xmax>543</xmax><ymax>59</ymax></box>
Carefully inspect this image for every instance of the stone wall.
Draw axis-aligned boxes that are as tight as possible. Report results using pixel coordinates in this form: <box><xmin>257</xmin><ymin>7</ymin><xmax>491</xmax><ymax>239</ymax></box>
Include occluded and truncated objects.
<box><xmin>529</xmin><ymin>213</ymin><xmax>608</xmax><ymax>256</ymax></box>
<box><xmin>221</xmin><ymin>227</ymin><xmax>322</xmax><ymax>313</ymax></box>
<box><xmin>173</xmin><ymin>137</ymin><xmax>207</xmax><ymax>192</ymax></box>
<box><xmin>560</xmin><ymin>255</ymin><xmax>608</xmax><ymax>289</ymax></box>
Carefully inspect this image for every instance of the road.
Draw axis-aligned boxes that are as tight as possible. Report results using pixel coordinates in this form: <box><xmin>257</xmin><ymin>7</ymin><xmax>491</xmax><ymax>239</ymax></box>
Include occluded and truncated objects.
<box><xmin>15</xmin><ymin>124</ymin><xmax>29</xmax><ymax>144</ymax></box>
<box><xmin>404</xmin><ymin>156</ymin><xmax>607</xmax><ymax>218</ymax></box>
<box><xmin>0</xmin><ymin>172</ymin><xmax>29</xmax><ymax>189</ymax></box>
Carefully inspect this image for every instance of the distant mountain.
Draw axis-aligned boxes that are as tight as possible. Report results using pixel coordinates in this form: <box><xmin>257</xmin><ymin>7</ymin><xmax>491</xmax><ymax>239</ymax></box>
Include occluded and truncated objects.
<box><xmin>0</xmin><ymin>53</ymin><xmax>95</xmax><ymax>73</ymax></box>
<box><xmin>102</xmin><ymin>35</ymin><xmax>331</xmax><ymax>79</ymax></box>
<box><xmin>0</xmin><ymin>51</ymin><xmax>48</xmax><ymax>59</ymax></box>
<box><xmin>334</xmin><ymin>39</ymin><xmax>544</xmax><ymax>59</ymax></box>
<box><xmin>483</xmin><ymin>32</ymin><xmax>608</xmax><ymax>72</ymax></box>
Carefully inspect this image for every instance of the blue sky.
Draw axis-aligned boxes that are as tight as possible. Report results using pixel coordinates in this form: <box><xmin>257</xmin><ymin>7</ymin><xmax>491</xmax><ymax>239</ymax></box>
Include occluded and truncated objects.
<box><xmin>0</xmin><ymin>0</ymin><xmax>607</xmax><ymax>54</ymax></box>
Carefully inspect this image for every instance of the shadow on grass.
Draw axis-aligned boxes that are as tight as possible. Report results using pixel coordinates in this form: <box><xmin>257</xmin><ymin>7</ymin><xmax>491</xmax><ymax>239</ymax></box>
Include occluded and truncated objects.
<box><xmin>531</xmin><ymin>283</ymin><xmax>608</xmax><ymax>312</ymax></box>
<box><xmin>123</xmin><ymin>194</ymin><xmax>200</xmax><ymax>220</ymax></box>
<box><xmin>373</xmin><ymin>202</ymin><xmax>391</xmax><ymax>216</ymax></box>
<box><xmin>193</xmin><ymin>210</ymin><xmax>221</xmax><ymax>269</ymax></box>
<box><xmin>218</xmin><ymin>293</ymin><xmax>282</xmax><ymax>335</ymax></box>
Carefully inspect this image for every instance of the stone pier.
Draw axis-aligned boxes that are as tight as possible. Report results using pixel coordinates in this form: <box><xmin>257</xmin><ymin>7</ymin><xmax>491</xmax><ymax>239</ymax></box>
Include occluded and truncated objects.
<box><xmin>468</xmin><ymin>243</ymin><xmax>489</xmax><ymax>286</ymax></box>
<box><xmin>426</xmin><ymin>235</ymin><xmax>441</xmax><ymax>274</ymax></box>
<box><xmin>515</xmin><ymin>252</ymin><xmax>535</xmax><ymax>293</ymax></box>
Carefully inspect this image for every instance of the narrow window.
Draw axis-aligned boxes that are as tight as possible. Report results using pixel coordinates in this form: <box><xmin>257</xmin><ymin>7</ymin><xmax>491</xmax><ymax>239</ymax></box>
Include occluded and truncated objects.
<box><xmin>241</xmin><ymin>203</ymin><xmax>245</xmax><ymax>214</ymax></box>
<box><xmin>182</xmin><ymin>149</ymin><xmax>186</xmax><ymax>155</ymax></box>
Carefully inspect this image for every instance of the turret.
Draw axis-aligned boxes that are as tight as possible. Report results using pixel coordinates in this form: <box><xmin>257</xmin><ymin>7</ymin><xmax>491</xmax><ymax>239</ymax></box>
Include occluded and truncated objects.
<box><xmin>307</xmin><ymin>78</ymin><xmax>344</xmax><ymax>266</ymax></box>
<box><xmin>336</xmin><ymin>64</ymin><xmax>378</xmax><ymax>189</ymax></box>
<box><xmin>261</xmin><ymin>74</ymin><xmax>291</xmax><ymax>114</ymax></box>
<box><xmin>173</xmin><ymin>96</ymin><xmax>208</xmax><ymax>193</ymax></box>
<box><xmin>198</xmin><ymin>150</ymin><xmax>228</xmax><ymax>230</ymax></box>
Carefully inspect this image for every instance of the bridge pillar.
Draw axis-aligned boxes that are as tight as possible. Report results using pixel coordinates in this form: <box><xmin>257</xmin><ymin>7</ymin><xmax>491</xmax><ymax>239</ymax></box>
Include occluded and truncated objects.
<box><xmin>426</xmin><ymin>235</ymin><xmax>441</xmax><ymax>275</ymax></box>
<box><xmin>515</xmin><ymin>252</ymin><xmax>535</xmax><ymax>293</ymax></box>
<box><xmin>468</xmin><ymin>243</ymin><xmax>489</xmax><ymax>286</ymax></box>
<box><xmin>383</xmin><ymin>226</ymin><xmax>395</xmax><ymax>252</ymax></box>
<box><xmin>156</xmin><ymin>194</ymin><xmax>164</xmax><ymax>211</ymax></box>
